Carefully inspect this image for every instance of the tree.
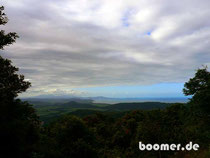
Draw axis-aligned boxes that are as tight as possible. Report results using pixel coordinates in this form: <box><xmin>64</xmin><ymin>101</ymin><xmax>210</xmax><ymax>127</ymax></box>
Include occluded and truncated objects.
<box><xmin>0</xmin><ymin>6</ymin><xmax>30</xmax><ymax>101</ymax></box>
<box><xmin>0</xmin><ymin>56</ymin><xmax>31</xmax><ymax>100</ymax></box>
<box><xmin>0</xmin><ymin>6</ymin><xmax>18</xmax><ymax>49</ymax></box>
<box><xmin>0</xmin><ymin>6</ymin><xmax>40</xmax><ymax>158</ymax></box>
<box><xmin>183</xmin><ymin>67</ymin><xmax>210</xmax><ymax>115</ymax></box>
<box><xmin>40</xmin><ymin>116</ymin><xmax>98</xmax><ymax>158</ymax></box>
<box><xmin>183</xmin><ymin>67</ymin><xmax>210</xmax><ymax>147</ymax></box>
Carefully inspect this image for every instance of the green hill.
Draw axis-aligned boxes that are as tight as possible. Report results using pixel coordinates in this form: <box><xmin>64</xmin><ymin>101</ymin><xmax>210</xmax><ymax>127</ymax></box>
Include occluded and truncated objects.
<box><xmin>34</xmin><ymin>101</ymin><xmax>171</xmax><ymax>123</ymax></box>
<box><xmin>103</xmin><ymin>102</ymin><xmax>170</xmax><ymax>110</ymax></box>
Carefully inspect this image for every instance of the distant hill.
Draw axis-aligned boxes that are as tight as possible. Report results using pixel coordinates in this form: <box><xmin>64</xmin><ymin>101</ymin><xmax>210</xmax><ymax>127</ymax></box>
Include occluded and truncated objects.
<box><xmin>22</xmin><ymin>97</ymin><xmax>93</xmax><ymax>106</ymax></box>
<box><xmin>68</xmin><ymin>109</ymin><xmax>127</xmax><ymax>118</ymax></box>
<box><xmin>103</xmin><ymin>102</ymin><xmax>170</xmax><ymax>111</ymax></box>
<box><xmin>66</xmin><ymin>98</ymin><xmax>93</xmax><ymax>104</ymax></box>
<box><xmin>60</xmin><ymin>101</ymin><xmax>99</xmax><ymax>109</ymax></box>
<box><xmin>91</xmin><ymin>97</ymin><xmax>189</xmax><ymax>104</ymax></box>
<box><xmin>59</xmin><ymin>101</ymin><xmax>170</xmax><ymax>111</ymax></box>
<box><xmin>31</xmin><ymin>100</ymin><xmax>173</xmax><ymax>123</ymax></box>
<box><xmin>22</xmin><ymin>96</ymin><xmax>190</xmax><ymax>105</ymax></box>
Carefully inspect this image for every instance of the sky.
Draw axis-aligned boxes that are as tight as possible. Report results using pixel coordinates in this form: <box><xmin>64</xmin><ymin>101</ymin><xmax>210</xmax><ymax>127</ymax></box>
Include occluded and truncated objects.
<box><xmin>1</xmin><ymin>0</ymin><xmax>210</xmax><ymax>98</ymax></box>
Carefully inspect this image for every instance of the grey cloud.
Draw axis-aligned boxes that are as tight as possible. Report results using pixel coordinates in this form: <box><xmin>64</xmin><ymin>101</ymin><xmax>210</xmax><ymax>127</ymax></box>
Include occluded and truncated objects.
<box><xmin>1</xmin><ymin>0</ymin><xmax>210</xmax><ymax>96</ymax></box>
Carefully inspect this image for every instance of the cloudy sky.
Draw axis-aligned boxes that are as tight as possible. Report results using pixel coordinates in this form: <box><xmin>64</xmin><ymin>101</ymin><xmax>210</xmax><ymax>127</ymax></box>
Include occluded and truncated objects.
<box><xmin>1</xmin><ymin>0</ymin><xmax>210</xmax><ymax>98</ymax></box>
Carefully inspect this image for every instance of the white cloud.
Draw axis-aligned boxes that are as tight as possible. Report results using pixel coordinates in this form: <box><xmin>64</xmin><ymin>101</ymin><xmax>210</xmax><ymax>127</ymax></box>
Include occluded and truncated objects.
<box><xmin>1</xmin><ymin>0</ymin><xmax>210</xmax><ymax>96</ymax></box>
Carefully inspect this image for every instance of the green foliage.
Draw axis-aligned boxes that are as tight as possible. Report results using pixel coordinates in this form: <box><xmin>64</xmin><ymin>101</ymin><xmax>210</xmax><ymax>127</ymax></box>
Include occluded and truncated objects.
<box><xmin>0</xmin><ymin>6</ymin><xmax>7</xmax><ymax>25</ymax></box>
<box><xmin>183</xmin><ymin>67</ymin><xmax>210</xmax><ymax>96</ymax></box>
<box><xmin>32</xmin><ymin>101</ymin><xmax>170</xmax><ymax>123</ymax></box>
<box><xmin>103</xmin><ymin>102</ymin><xmax>170</xmax><ymax>111</ymax></box>
<box><xmin>0</xmin><ymin>56</ymin><xmax>31</xmax><ymax>100</ymax></box>
<box><xmin>183</xmin><ymin>67</ymin><xmax>210</xmax><ymax>146</ymax></box>
<box><xmin>183</xmin><ymin>67</ymin><xmax>210</xmax><ymax>115</ymax></box>
<box><xmin>39</xmin><ymin>116</ymin><xmax>98</xmax><ymax>158</ymax></box>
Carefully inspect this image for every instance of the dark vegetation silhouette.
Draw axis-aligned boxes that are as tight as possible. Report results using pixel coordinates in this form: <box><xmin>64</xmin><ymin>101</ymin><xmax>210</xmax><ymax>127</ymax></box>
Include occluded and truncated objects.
<box><xmin>0</xmin><ymin>6</ymin><xmax>40</xmax><ymax>158</ymax></box>
<box><xmin>0</xmin><ymin>6</ymin><xmax>209</xmax><ymax>158</ymax></box>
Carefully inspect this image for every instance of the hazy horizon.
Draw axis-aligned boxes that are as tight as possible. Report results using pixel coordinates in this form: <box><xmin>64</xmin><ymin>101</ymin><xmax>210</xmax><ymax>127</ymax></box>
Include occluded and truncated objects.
<box><xmin>21</xmin><ymin>96</ymin><xmax>190</xmax><ymax>105</ymax></box>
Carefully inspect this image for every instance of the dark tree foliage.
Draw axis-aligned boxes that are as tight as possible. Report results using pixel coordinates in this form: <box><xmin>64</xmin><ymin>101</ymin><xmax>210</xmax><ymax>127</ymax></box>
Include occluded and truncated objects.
<box><xmin>40</xmin><ymin>102</ymin><xmax>209</xmax><ymax>158</ymax></box>
<box><xmin>0</xmin><ymin>6</ymin><xmax>40</xmax><ymax>158</ymax></box>
<box><xmin>39</xmin><ymin>116</ymin><xmax>98</xmax><ymax>158</ymax></box>
<box><xmin>183</xmin><ymin>67</ymin><xmax>210</xmax><ymax>115</ymax></box>
<box><xmin>0</xmin><ymin>56</ymin><xmax>31</xmax><ymax>100</ymax></box>
<box><xmin>0</xmin><ymin>99</ymin><xmax>40</xmax><ymax>158</ymax></box>
<box><xmin>183</xmin><ymin>67</ymin><xmax>210</xmax><ymax>148</ymax></box>
<box><xmin>0</xmin><ymin>6</ymin><xmax>18</xmax><ymax>49</ymax></box>
<box><xmin>0</xmin><ymin>6</ymin><xmax>30</xmax><ymax>101</ymax></box>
